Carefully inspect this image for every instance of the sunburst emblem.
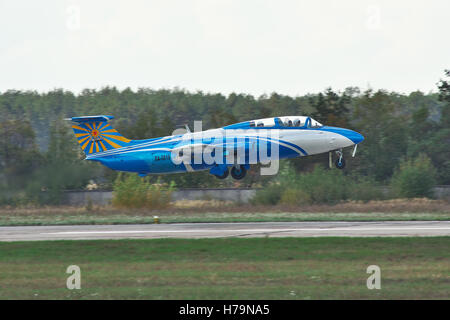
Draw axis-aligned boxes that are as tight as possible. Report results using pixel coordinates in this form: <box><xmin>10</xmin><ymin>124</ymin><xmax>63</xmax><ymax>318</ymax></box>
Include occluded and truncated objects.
<box><xmin>72</xmin><ymin>121</ymin><xmax>131</xmax><ymax>154</ymax></box>
<box><xmin>91</xmin><ymin>129</ymin><xmax>100</xmax><ymax>139</ymax></box>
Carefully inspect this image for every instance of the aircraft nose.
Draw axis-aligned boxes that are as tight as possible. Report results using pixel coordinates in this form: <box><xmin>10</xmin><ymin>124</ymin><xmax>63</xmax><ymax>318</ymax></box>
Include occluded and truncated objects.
<box><xmin>344</xmin><ymin>129</ymin><xmax>364</xmax><ymax>144</ymax></box>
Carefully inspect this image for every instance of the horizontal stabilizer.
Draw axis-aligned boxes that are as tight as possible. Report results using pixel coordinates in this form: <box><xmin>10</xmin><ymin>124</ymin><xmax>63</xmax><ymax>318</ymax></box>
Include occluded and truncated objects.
<box><xmin>67</xmin><ymin>115</ymin><xmax>131</xmax><ymax>155</ymax></box>
<box><xmin>65</xmin><ymin>115</ymin><xmax>114</xmax><ymax>123</ymax></box>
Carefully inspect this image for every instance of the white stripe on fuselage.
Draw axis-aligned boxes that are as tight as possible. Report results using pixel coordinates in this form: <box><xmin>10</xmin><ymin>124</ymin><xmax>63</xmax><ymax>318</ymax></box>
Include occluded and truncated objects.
<box><xmin>86</xmin><ymin>128</ymin><xmax>353</xmax><ymax>159</ymax></box>
<box><xmin>87</xmin><ymin>136</ymin><xmax>305</xmax><ymax>159</ymax></box>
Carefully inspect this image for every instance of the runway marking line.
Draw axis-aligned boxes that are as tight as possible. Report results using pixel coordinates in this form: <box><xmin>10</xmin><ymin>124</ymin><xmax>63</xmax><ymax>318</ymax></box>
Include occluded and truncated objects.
<box><xmin>41</xmin><ymin>227</ymin><xmax>450</xmax><ymax>235</ymax></box>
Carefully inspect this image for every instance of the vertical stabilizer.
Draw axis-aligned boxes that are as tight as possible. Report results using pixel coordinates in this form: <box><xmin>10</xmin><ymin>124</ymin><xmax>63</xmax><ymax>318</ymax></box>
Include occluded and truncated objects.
<box><xmin>66</xmin><ymin>115</ymin><xmax>131</xmax><ymax>155</ymax></box>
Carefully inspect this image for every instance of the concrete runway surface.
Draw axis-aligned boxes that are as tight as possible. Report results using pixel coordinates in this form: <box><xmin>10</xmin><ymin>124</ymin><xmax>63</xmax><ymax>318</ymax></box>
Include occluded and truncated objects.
<box><xmin>0</xmin><ymin>221</ymin><xmax>449</xmax><ymax>241</ymax></box>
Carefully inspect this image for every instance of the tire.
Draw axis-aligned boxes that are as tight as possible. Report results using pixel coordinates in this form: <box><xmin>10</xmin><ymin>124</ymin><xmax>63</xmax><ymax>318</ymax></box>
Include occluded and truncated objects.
<box><xmin>335</xmin><ymin>157</ymin><xmax>346</xmax><ymax>169</ymax></box>
<box><xmin>230</xmin><ymin>165</ymin><xmax>247</xmax><ymax>180</ymax></box>
<box><xmin>214</xmin><ymin>169</ymin><xmax>229</xmax><ymax>179</ymax></box>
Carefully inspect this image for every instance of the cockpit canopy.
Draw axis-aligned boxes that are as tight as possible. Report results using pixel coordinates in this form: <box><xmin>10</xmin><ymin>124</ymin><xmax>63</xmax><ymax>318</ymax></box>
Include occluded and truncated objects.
<box><xmin>248</xmin><ymin>116</ymin><xmax>323</xmax><ymax>128</ymax></box>
<box><xmin>249</xmin><ymin>117</ymin><xmax>277</xmax><ymax>128</ymax></box>
<box><xmin>278</xmin><ymin>116</ymin><xmax>323</xmax><ymax>128</ymax></box>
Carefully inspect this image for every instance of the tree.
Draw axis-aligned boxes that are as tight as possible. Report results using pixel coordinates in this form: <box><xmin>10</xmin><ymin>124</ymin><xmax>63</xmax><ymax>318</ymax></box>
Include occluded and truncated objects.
<box><xmin>310</xmin><ymin>88</ymin><xmax>350</xmax><ymax>127</ymax></box>
<box><xmin>0</xmin><ymin>120</ymin><xmax>42</xmax><ymax>191</ymax></box>
<box><xmin>391</xmin><ymin>154</ymin><xmax>436</xmax><ymax>198</ymax></box>
<box><xmin>437</xmin><ymin>69</ymin><xmax>450</xmax><ymax>127</ymax></box>
<box><xmin>352</xmin><ymin>90</ymin><xmax>408</xmax><ymax>181</ymax></box>
<box><xmin>27</xmin><ymin>120</ymin><xmax>97</xmax><ymax>204</ymax></box>
<box><xmin>0</xmin><ymin>83</ymin><xmax>447</xmax><ymax>195</ymax></box>
<box><xmin>431</xmin><ymin>70</ymin><xmax>450</xmax><ymax>183</ymax></box>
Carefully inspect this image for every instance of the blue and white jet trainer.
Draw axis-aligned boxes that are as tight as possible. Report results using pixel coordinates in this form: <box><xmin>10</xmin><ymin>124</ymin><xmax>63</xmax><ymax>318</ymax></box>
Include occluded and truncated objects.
<box><xmin>68</xmin><ymin>115</ymin><xmax>364</xmax><ymax>179</ymax></box>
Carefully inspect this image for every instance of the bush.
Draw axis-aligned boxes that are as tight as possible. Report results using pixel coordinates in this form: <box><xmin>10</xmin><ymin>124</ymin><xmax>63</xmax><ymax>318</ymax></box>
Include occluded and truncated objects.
<box><xmin>391</xmin><ymin>154</ymin><xmax>437</xmax><ymax>198</ymax></box>
<box><xmin>252</xmin><ymin>165</ymin><xmax>351</xmax><ymax>205</ymax></box>
<box><xmin>112</xmin><ymin>173</ymin><xmax>175</xmax><ymax>209</ymax></box>
<box><xmin>348</xmin><ymin>176</ymin><xmax>384</xmax><ymax>202</ymax></box>
<box><xmin>293</xmin><ymin>166</ymin><xmax>349</xmax><ymax>204</ymax></box>
<box><xmin>280</xmin><ymin>188</ymin><xmax>312</xmax><ymax>205</ymax></box>
<box><xmin>252</xmin><ymin>164</ymin><xmax>388</xmax><ymax>206</ymax></box>
<box><xmin>251</xmin><ymin>184</ymin><xmax>283</xmax><ymax>205</ymax></box>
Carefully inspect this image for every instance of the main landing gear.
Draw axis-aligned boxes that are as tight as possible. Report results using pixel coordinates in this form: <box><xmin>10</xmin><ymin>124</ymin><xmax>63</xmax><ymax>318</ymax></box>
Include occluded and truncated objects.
<box><xmin>213</xmin><ymin>165</ymin><xmax>247</xmax><ymax>180</ymax></box>
<box><xmin>214</xmin><ymin>169</ymin><xmax>229</xmax><ymax>179</ymax></box>
<box><xmin>230</xmin><ymin>165</ymin><xmax>247</xmax><ymax>180</ymax></box>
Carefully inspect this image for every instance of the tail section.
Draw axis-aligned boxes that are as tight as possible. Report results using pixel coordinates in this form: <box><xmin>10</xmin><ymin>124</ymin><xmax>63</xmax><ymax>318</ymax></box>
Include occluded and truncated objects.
<box><xmin>67</xmin><ymin>115</ymin><xmax>131</xmax><ymax>155</ymax></box>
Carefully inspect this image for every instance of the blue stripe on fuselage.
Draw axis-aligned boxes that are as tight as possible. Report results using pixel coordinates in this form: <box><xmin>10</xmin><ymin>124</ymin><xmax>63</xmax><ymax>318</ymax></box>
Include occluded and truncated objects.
<box><xmin>318</xmin><ymin>126</ymin><xmax>364</xmax><ymax>144</ymax></box>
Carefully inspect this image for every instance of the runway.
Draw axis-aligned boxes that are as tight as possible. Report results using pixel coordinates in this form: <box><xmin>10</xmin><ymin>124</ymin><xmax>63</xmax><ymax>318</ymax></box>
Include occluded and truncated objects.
<box><xmin>0</xmin><ymin>221</ymin><xmax>449</xmax><ymax>241</ymax></box>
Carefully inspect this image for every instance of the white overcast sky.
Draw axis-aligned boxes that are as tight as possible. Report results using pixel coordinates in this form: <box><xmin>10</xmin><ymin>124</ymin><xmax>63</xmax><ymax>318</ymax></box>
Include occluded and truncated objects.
<box><xmin>0</xmin><ymin>0</ymin><xmax>449</xmax><ymax>96</ymax></box>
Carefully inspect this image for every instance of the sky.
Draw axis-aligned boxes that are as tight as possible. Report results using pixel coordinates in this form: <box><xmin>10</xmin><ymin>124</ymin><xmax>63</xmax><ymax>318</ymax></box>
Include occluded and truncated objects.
<box><xmin>0</xmin><ymin>0</ymin><xmax>449</xmax><ymax>96</ymax></box>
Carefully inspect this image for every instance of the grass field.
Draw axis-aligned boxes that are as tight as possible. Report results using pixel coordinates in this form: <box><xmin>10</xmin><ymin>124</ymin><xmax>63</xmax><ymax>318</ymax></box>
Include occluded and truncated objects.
<box><xmin>0</xmin><ymin>237</ymin><xmax>448</xmax><ymax>299</ymax></box>
<box><xmin>1</xmin><ymin>198</ymin><xmax>449</xmax><ymax>226</ymax></box>
<box><xmin>1</xmin><ymin>211</ymin><xmax>449</xmax><ymax>226</ymax></box>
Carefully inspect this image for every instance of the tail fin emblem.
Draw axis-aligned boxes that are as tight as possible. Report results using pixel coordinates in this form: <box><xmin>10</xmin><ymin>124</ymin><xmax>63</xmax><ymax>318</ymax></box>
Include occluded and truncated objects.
<box><xmin>67</xmin><ymin>115</ymin><xmax>131</xmax><ymax>155</ymax></box>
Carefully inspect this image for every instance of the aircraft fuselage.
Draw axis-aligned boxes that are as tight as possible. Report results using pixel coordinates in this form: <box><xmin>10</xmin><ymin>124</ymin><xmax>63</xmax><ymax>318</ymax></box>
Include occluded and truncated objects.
<box><xmin>80</xmin><ymin>116</ymin><xmax>364</xmax><ymax>178</ymax></box>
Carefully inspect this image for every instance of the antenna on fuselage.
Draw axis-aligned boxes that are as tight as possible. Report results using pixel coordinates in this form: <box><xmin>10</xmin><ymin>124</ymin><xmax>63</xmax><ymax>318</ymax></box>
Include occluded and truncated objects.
<box><xmin>184</xmin><ymin>124</ymin><xmax>191</xmax><ymax>133</ymax></box>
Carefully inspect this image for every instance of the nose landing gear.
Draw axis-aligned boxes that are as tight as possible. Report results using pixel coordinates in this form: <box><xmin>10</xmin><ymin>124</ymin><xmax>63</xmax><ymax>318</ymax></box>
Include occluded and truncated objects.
<box><xmin>334</xmin><ymin>149</ymin><xmax>346</xmax><ymax>169</ymax></box>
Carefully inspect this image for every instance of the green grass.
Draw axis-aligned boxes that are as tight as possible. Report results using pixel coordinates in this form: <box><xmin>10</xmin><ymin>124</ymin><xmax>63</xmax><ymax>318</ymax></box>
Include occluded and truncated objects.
<box><xmin>0</xmin><ymin>237</ymin><xmax>448</xmax><ymax>299</ymax></box>
<box><xmin>1</xmin><ymin>211</ymin><xmax>449</xmax><ymax>226</ymax></box>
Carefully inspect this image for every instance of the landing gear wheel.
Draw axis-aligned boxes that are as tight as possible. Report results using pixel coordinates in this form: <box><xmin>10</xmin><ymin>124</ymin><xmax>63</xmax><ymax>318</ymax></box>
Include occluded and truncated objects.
<box><xmin>335</xmin><ymin>157</ymin><xmax>346</xmax><ymax>169</ymax></box>
<box><xmin>230</xmin><ymin>165</ymin><xmax>247</xmax><ymax>180</ymax></box>
<box><xmin>334</xmin><ymin>149</ymin><xmax>346</xmax><ymax>169</ymax></box>
<box><xmin>214</xmin><ymin>169</ymin><xmax>229</xmax><ymax>179</ymax></box>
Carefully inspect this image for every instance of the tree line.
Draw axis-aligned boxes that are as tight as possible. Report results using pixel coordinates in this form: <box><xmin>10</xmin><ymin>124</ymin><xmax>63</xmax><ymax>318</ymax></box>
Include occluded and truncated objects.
<box><xmin>0</xmin><ymin>70</ymin><xmax>449</xmax><ymax>205</ymax></box>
